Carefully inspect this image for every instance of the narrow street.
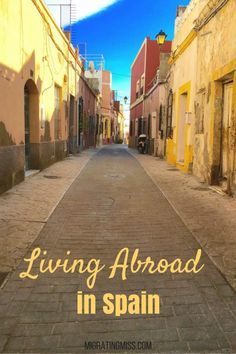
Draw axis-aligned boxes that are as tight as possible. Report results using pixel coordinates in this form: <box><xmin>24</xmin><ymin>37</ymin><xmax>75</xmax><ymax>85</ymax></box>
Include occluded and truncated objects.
<box><xmin>0</xmin><ymin>145</ymin><xmax>235</xmax><ymax>353</ymax></box>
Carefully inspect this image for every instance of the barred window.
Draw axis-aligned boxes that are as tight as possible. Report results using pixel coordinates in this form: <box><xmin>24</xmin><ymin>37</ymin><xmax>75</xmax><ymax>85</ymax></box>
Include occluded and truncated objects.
<box><xmin>159</xmin><ymin>104</ymin><xmax>164</xmax><ymax>139</ymax></box>
<box><xmin>166</xmin><ymin>90</ymin><xmax>173</xmax><ymax>139</ymax></box>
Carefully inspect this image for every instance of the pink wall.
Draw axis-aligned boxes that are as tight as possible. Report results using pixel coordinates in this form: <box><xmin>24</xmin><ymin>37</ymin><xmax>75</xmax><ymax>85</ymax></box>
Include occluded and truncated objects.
<box><xmin>130</xmin><ymin>37</ymin><xmax>172</xmax><ymax>140</ymax></box>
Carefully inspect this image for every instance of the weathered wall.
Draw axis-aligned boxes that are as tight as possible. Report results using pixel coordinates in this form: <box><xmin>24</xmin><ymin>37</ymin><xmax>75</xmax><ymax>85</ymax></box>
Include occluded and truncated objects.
<box><xmin>145</xmin><ymin>39</ymin><xmax>172</xmax><ymax>93</ymax></box>
<box><xmin>194</xmin><ymin>0</ymin><xmax>236</xmax><ymax>189</ymax></box>
<box><xmin>143</xmin><ymin>84</ymin><xmax>166</xmax><ymax>157</ymax></box>
<box><xmin>130</xmin><ymin>40</ymin><xmax>146</xmax><ymax>104</ymax></box>
<box><xmin>167</xmin><ymin>0</ymin><xmax>236</xmax><ymax>192</ymax></box>
<box><xmin>167</xmin><ymin>37</ymin><xmax>198</xmax><ymax>172</ymax></box>
<box><xmin>0</xmin><ymin>0</ymin><xmax>97</xmax><ymax>193</ymax></box>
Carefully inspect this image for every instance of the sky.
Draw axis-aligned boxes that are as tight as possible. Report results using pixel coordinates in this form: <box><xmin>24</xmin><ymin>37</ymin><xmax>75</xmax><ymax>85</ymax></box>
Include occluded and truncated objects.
<box><xmin>45</xmin><ymin>0</ymin><xmax>190</xmax><ymax>106</ymax></box>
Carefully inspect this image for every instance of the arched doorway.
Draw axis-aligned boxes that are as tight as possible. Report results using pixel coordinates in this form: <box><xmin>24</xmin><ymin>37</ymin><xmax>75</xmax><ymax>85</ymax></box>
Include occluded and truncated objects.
<box><xmin>24</xmin><ymin>79</ymin><xmax>39</xmax><ymax>171</ymax></box>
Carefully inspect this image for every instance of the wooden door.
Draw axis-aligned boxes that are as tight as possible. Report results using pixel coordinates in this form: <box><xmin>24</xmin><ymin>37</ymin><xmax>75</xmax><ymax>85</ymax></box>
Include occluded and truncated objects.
<box><xmin>221</xmin><ymin>82</ymin><xmax>233</xmax><ymax>179</ymax></box>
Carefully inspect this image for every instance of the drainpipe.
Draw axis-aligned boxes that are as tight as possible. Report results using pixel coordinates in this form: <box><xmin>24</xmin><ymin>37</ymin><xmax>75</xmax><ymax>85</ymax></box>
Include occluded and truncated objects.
<box><xmin>229</xmin><ymin>71</ymin><xmax>236</xmax><ymax>195</ymax></box>
<box><xmin>226</xmin><ymin>117</ymin><xmax>231</xmax><ymax>195</ymax></box>
<box><xmin>75</xmin><ymin>49</ymin><xmax>78</xmax><ymax>151</ymax></box>
<box><xmin>67</xmin><ymin>42</ymin><xmax>70</xmax><ymax>155</ymax></box>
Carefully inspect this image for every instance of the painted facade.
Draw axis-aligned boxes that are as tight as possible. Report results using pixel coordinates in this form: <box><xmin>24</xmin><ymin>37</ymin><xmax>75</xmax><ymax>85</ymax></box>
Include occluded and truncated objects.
<box><xmin>143</xmin><ymin>53</ymin><xmax>171</xmax><ymax>157</ymax></box>
<box><xmin>0</xmin><ymin>0</ymin><xmax>98</xmax><ymax>194</ymax></box>
<box><xmin>194</xmin><ymin>0</ymin><xmax>236</xmax><ymax>193</ymax></box>
<box><xmin>129</xmin><ymin>37</ymin><xmax>172</xmax><ymax>150</ymax></box>
<box><xmin>166</xmin><ymin>3</ymin><xmax>202</xmax><ymax>173</ymax></box>
<box><xmin>167</xmin><ymin>0</ymin><xmax>236</xmax><ymax>193</ymax></box>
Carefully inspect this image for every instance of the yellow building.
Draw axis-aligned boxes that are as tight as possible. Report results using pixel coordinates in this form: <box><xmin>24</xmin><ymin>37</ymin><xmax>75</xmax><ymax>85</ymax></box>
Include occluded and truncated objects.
<box><xmin>117</xmin><ymin>108</ymin><xmax>125</xmax><ymax>143</ymax></box>
<box><xmin>166</xmin><ymin>2</ymin><xmax>205</xmax><ymax>173</ymax></box>
<box><xmin>194</xmin><ymin>0</ymin><xmax>236</xmax><ymax>194</ymax></box>
<box><xmin>0</xmin><ymin>0</ymin><xmax>97</xmax><ymax>193</ymax></box>
<box><xmin>167</xmin><ymin>0</ymin><xmax>236</xmax><ymax>193</ymax></box>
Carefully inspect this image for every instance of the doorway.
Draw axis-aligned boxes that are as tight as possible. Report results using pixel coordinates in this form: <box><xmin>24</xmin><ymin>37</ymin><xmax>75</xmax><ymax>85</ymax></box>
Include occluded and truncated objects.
<box><xmin>220</xmin><ymin>81</ymin><xmax>233</xmax><ymax>181</ymax></box>
<box><xmin>24</xmin><ymin>87</ymin><xmax>30</xmax><ymax>170</ymax></box>
<box><xmin>177</xmin><ymin>93</ymin><xmax>187</xmax><ymax>164</ymax></box>
<box><xmin>24</xmin><ymin>79</ymin><xmax>39</xmax><ymax>171</ymax></box>
<box><xmin>69</xmin><ymin>95</ymin><xmax>75</xmax><ymax>154</ymax></box>
<box><xmin>78</xmin><ymin>96</ymin><xmax>83</xmax><ymax>149</ymax></box>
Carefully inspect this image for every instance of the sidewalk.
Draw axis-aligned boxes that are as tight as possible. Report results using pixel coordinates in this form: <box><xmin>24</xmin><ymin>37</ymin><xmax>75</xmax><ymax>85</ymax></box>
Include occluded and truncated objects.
<box><xmin>130</xmin><ymin>149</ymin><xmax>236</xmax><ymax>291</ymax></box>
<box><xmin>0</xmin><ymin>149</ymin><xmax>98</xmax><ymax>276</ymax></box>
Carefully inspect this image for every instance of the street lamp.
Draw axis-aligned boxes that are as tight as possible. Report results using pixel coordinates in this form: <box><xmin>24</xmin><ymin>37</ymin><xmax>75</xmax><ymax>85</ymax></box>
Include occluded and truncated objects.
<box><xmin>155</xmin><ymin>30</ymin><xmax>167</xmax><ymax>45</ymax></box>
<box><xmin>124</xmin><ymin>96</ymin><xmax>128</xmax><ymax>104</ymax></box>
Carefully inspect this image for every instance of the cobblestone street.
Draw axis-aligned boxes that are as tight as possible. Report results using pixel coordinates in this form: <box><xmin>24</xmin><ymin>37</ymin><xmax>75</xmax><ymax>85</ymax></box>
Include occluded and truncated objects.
<box><xmin>0</xmin><ymin>145</ymin><xmax>236</xmax><ymax>353</ymax></box>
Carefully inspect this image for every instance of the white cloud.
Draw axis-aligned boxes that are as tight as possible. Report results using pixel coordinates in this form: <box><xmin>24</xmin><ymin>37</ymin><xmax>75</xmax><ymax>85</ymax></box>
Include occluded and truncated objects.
<box><xmin>44</xmin><ymin>0</ymin><xmax>119</xmax><ymax>26</ymax></box>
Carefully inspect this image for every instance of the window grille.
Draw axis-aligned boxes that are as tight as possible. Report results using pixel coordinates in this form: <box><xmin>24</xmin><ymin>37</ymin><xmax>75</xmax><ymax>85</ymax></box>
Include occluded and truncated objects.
<box><xmin>166</xmin><ymin>90</ymin><xmax>173</xmax><ymax>138</ymax></box>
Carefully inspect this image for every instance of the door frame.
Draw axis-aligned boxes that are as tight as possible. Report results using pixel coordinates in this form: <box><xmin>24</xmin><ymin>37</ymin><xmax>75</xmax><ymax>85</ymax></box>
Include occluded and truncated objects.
<box><xmin>24</xmin><ymin>79</ymin><xmax>39</xmax><ymax>172</ymax></box>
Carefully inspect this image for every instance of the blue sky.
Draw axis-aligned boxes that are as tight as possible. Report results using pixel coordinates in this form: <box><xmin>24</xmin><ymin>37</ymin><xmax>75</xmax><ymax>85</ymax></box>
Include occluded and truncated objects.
<box><xmin>65</xmin><ymin>0</ymin><xmax>190</xmax><ymax>102</ymax></box>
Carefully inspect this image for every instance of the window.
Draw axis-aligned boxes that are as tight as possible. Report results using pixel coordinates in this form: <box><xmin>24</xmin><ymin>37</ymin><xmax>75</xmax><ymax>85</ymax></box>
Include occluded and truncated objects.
<box><xmin>54</xmin><ymin>85</ymin><xmax>61</xmax><ymax>140</ymax></box>
<box><xmin>166</xmin><ymin>90</ymin><xmax>173</xmax><ymax>138</ymax></box>
<box><xmin>141</xmin><ymin>74</ymin><xmax>145</xmax><ymax>88</ymax></box>
<box><xmin>140</xmin><ymin>74</ymin><xmax>145</xmax><ymax>96</ymax></box>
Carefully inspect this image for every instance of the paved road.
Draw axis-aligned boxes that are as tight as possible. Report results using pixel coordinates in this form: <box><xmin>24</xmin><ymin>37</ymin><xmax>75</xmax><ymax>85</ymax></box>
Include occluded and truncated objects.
<box><xmin>0</xmin><ymin>150</ymin><xmax>96</xmax><ymax>274</ymax></box>
<box><xmin>0</xmin><ymin>146</ymin><xmax>235</xmax><ymax>353</ymax></box>
<box><xmin>131</xmin><ymin>149</ymin><xmax>236</xmax><ymax>291</ymax></box>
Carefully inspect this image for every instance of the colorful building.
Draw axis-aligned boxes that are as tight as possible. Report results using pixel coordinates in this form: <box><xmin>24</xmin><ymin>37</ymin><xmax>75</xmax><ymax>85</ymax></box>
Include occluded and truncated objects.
<box><xmin>167</xmin><ymin>0</ymin><xmax>236</xmax><ymax>193</ymax></box>
<box><xmin>113</xmin><ymin>100</ymin><xmax>125</xmax><ymax>144</ymax></box>
<box><xmin>143</xmin><ymin>52</ymin><xmax>171</xmax><ymax>157</ymax></box>
<box><xmin>0</xmin><ymin>0</ymin><xmax>98</xmax><ymax>194</ymax></box>
<box><xmin>166</xmin><ymin>3</ymin><xmax>200</xmax><ymax>173</ymax></box>
<box><xmin>129</xmin><ymin>36</ymin><xmax>172</xmax><ymax>150</ymax></box>
<box><xmin>194</xmin><ymin>0</ymin><xmax>236</xmax><ymax>193</ymax></box>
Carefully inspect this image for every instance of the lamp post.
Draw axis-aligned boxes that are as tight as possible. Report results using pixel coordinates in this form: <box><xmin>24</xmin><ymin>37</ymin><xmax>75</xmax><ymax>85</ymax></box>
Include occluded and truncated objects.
<box><xmin>155</xmin><ymin>30</ymin><xmax>167</xmax><ymax>45</ymax></box>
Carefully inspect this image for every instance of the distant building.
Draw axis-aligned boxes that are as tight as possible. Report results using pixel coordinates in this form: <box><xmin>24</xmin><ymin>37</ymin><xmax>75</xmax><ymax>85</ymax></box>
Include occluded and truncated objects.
<box><xmin>113</xmin><ymin>100</ymin><xmax>125</xmax><ymax>143</ymax></box>
<box><xmin>101</xmin><ymin>71</ymin><xmax>113</xmax><ymax>144</ymax></box>
<box><xmin>85</xmin><ymin>62</ymin><xmax>103</xmax><ymax>146</ymax></box>
<box><xmin>85</xmin><ymin>66</ymin><xmax>118</xmax><ymax>146</ymax></box>
<box><xmin>129</xmin><ymin>36</ymin><xmax>172</xmax><ymax>151</ymax></box>
<box><xmin>143</xmin><ymin>52</ymin><xmax>171</xmax><ymax>157</ymax></box>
